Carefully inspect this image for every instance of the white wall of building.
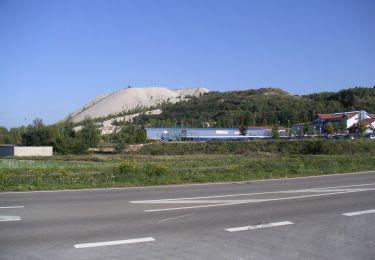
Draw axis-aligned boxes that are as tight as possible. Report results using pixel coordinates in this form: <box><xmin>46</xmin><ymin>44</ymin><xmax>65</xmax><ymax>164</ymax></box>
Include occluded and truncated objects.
<box><xmin>346</xmin><ymin>115</ymin><xmax>357</xmax><ymax>128</ymax></box>
<box><xmin>0</xmin><ymin>146</ymin><xmax>53</xmax><ymax>157</ymax></box>
<box><xmin>14</xmin><ymin>147</ymin><xmax>53</xmax><ymax>157</ymax></box>
<box><xmin>365</xmin><ymin>122</ymin><xmax>375</xmax><ymax>134</ymax></box>
<box><xmin>344</xmin><ymin>111</ymin><xmax>371</xmax><ymax>129</ymax></box>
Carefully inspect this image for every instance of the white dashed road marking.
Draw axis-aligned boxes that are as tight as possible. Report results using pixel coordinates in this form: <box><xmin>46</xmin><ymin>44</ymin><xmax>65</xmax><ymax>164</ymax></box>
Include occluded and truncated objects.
<box><xmin>0</xmin><ymin>206</ymin><xmax>24</xmax><ymax>209</ymax></box>
<box><xmin>226</xmin><ymin>221</ymin><xmax>294</xmax><ymax>232</ymax></box>
<box><xmin>74</xmin><ymin>237</ymin><xmax>156</xmax><ymax>249</ymax></box>
<box><xmin>0</xmin><ymin>216</ymin><xmax>21</xmax><ymax>222</ymax></box>
<box><xmin>342</xmin><ymin>209</ymin><xmax>375</xmax><ymax>216</ymax></box>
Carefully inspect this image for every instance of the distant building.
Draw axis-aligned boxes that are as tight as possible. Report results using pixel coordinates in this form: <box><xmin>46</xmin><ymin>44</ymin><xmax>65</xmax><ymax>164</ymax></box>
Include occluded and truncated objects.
<box><xmin>311</xmin><ymin>110</ymin><xmax>372</xmax><ymax>134</ymax></box>
<box><xmin>348</xmin><ymin>118</ymin><xmax>375</xmax><ymax>135</ymax></box>
<box><xmin>291</xmin><ymin>110</ymin><xmax>374</xmax><ymax>136</ymax></box>
<box><xmin>0</xmin><ymin>145</ymin><xmax>53</xmax><ymax>157</ymax></box>
<box><xmin>146</xmin><ymin>127</ymin><xmax>287</xmax><ymax>141</ymax></box>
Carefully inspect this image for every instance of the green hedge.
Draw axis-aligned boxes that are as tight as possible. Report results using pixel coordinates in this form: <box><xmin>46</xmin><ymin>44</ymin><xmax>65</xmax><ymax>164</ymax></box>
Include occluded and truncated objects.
<box><xmin>138</xmin><ymin>139</ymin><xmax>375</xmax><ymax>155</ymax></box>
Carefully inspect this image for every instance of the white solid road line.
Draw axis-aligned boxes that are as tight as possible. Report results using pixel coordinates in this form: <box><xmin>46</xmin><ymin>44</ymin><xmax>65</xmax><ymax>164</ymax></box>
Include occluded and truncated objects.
<box><xmin>0</xmin><ymin>216</ymin><xmax>21</xmax><ymax>222</ymax></box>
<box><xmin>0</xmin><ymin>206</ymin><xmax>24</xmax><ymax>209</ymax></box>
<box><xmin>145</xmin><ymin>201</ymin><xmax>257</xmax><ymax>212</ymax></box>
<box><xmin>143</xmin><ymin>187</ymin><xmax>375</xmax><ymax>212</ymax></box>
<box><xmin>74</xmin><ymin>237</ymin><xmax>155</xmax><ymax>249</ymax></box>
<box><xmin>226</xmin><ymin>221</ymin><xmax>294</xmax><ymax>232</ymax></box>
<box><xmin>136</xmin><ymin>199</ymin><xmax>261</xmax><ymax>204</ymax></box>
<box><xmin>131</xmin><ymin>182</ymin><xmax>375</xmax><ymax>204</ymax></box>
<box><xmin>342</xmin><ymin>209</ymin><xmax>375</xmax><ymax>216</ymax></box>
<box><xmin>144</xmin><ymin>189</ymin><xmax>375</xmax><ymax>212</ymax></box>
<box><xmin>159</xmin><ymin>213</ymin><xmax>194</xmax><ymax>223</ymax></box>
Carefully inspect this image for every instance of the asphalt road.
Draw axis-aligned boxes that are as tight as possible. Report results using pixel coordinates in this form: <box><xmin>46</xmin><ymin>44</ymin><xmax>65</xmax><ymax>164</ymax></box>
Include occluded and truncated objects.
<box><xmin>1</xmin><ymin>171</ymin><xmax>375</xmax><ymax>260</ymax></box>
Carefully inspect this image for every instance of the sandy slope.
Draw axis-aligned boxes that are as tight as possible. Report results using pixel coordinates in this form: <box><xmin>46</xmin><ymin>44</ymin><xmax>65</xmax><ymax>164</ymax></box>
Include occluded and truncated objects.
<box><xmin>100</xmin><ymin>109</ymin><xmax>163</xmax><ymax>135</ymax></box>
<box><xmin>65</xmin><ymin>87</ymin><xmax>209</xmax><ymax>123</ymax></box>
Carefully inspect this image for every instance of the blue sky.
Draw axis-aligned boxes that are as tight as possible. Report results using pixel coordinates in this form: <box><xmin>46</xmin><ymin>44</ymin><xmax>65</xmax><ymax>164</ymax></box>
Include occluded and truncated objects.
<box><xmin>1</xmin><ymin>0</ymin><xmax>374</xmax><ymax>128</ymax></box>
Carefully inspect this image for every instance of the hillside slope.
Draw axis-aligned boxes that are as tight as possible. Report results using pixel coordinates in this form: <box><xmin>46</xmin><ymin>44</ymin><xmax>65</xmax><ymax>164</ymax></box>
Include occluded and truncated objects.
<box><xmin>137</xmin><ymin>87</ymin><xmax>375</xmax><ymax>128</ymax></box>
<box><xmin>65</xmin><ymin>87</ymin><xmax>209</xmax><ymax>123</ymax></box>
<box><xmin>64</xmin><ymin>86</ymin><xmax>375</xmax><ymax>130</ymax></box>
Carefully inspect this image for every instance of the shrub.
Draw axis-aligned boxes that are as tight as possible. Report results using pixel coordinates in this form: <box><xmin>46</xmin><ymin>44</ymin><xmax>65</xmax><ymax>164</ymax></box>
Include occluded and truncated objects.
<box><xmin>137</xmin><ymin>139</ymin><xmax>375</xmax><ymax>156</ymax></box>
<box><xmin>116</xmin><ymin>160</ymin><xmax>137</xmax><ymax>174</ymax></box>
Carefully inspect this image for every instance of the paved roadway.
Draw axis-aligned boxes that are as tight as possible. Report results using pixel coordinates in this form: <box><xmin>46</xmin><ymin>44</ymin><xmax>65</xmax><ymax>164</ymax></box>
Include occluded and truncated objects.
<box><xmin>1</xmin><ymin>171</ymin><xmax>375</xmax><ymax>260</ymax></box>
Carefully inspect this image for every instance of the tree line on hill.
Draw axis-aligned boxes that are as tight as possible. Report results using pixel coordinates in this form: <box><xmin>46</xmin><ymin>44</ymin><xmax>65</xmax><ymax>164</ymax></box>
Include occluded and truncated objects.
<box><xmin>134</xmin><ymin>86</ymin><xmax>375</xmax><ymax>128</ymax></box>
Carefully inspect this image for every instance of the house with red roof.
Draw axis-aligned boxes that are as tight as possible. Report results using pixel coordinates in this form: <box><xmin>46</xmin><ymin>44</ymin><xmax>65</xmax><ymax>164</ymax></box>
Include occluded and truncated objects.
<box><xmin>311</xmin><ymin>110</ymin><xmax>372</xmax><ymax>134</ymax></box>
<box><xmin>348</xmin><ymin>118</ymin><xmax>375</xmax><ymax>135</ymax></box>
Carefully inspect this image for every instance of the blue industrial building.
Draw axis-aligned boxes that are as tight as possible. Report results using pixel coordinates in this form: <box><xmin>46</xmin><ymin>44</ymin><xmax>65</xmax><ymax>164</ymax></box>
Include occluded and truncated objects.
<box><xmin>146</xmin><ymin>127</ymin><xmax>285</xmax><ymax>141</ymax></box>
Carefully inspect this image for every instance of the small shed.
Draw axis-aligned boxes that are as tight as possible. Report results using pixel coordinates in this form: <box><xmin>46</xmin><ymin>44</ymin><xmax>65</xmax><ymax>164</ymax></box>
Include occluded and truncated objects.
<box><xmin>0</xmin><ymin>145</ymin><xmax>53</xmax><ymax>157</ymax></box>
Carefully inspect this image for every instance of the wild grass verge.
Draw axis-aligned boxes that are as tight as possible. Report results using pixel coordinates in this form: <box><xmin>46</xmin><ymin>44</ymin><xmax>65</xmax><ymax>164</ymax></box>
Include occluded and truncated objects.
<box><xmin>1</xmin><ymin>154</ymin><xmax>374</xmax><ymax>191</ymax></box>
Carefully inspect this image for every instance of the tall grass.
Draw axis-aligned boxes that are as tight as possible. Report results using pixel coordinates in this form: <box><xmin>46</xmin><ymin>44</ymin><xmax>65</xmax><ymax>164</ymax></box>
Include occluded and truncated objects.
<box><xmin>1</xmin><ymin>154</ymin><xmax>374</xmax><ymax>191</ymax></box>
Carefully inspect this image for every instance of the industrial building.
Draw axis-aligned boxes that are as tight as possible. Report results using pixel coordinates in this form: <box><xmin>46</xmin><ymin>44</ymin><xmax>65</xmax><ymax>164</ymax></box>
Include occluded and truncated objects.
<box><xmin>146</xmin><ymin>127</ymin><xmax>286</xmax><ymax>141</ymax></box>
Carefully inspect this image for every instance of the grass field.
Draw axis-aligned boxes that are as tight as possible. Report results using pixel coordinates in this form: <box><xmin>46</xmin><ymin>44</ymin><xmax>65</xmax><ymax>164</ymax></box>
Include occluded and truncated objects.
<box><xmin>1</xmin><ymin>153</ymin><xmax>375</xmax><ymax>191</ymax></box>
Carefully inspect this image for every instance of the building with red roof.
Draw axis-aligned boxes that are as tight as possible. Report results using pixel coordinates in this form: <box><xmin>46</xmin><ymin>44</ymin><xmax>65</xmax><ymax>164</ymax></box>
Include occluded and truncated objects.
<box><xmin>348</xmin><ymin>118</ymin><xmax>375</xmax><ymax>134</ymax></box>
<box><xmin>311</xmin><ymin>110</ymin><xmax>372</xmax><ymax>134</ymax></box>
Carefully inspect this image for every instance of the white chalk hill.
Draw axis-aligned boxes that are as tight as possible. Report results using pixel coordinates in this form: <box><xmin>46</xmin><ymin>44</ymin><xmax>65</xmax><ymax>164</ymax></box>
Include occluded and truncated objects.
<box><xmin>66</xmin><ymin>87</ymin><xmax>209</xmax><ymax>123</ymax></box>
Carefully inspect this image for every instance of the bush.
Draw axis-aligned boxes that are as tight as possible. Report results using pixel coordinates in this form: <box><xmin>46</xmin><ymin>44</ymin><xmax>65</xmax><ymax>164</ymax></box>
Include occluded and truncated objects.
<box><xmin>116</xmin><ymin>160</ymin><xmax>137</xmax><ymax>174</ymax></box>
<box><xmin>137</xmin><ymin>139</ymin><xmax>375</xmax><ymax>156</ymax></box>
<box><xmin>113</xmin><ymin>161</ymin><xmax>171</xmax><ymax>185</ymax></box>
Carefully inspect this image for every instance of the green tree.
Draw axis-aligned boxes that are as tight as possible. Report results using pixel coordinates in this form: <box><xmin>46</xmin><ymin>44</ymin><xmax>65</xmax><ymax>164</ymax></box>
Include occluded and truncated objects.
<box><xmin>325</xmin><ymin>122</ymin><xmax>335</xmax><ymax>135</ymax></box>
<box><xmin>22</xmin><ymin>119</ymin><xmax>53</xmax><ymax>146</ymax></box>
<box><xmin>8</xmin><ymin>127</ymin><xmax>25</xmax><ymax>144</ymax></box>
<box><xmin>303</xmin><ymin>124</ymin><xmax>314</xmax><ymax>135</ymax></box>
<box><xmin>111</xmin><ymin>133</ymin><xmax>127</xmax><ymax>153</ymax></box>
<box><xmin>272</xmin><ymin>124</ymin><xmax>280</xmax><ymax>139</ymax></box>
<box><xmin>135</xmin><ymin>127</ymin><xmax>147</xmax><ymax>143</ymax></box>
<box><xmin>51</xmin><ymin>122</ymin><xmax>87</xmax><ymax>154</ymax></box>
<box><xmin>80</xmin><ymin>119</ymin><xmax>100</xmax><ymax>148</ymax></box>
<box><xmin>337</xmin><ymin>121</ymin><xmax>347</xmax><ymax>134</ymax></box>
<box><xmin>239</xmin><ymin>125</ymin><xmax>247</xmax><ymax>136</ymax></box>
<box><xmin>111</xmin><ymin>125</ymin><xmax>147</xmax><ymax>146</ymax></box>
<box><xmin>0</xmin><ymin>127</ymin><xmax>8</xmax><ymax>143</ymax></box>
<box><xmin>358</xmin><ymin>121</ymin><xmax>367</xmax><ymax>136</ymax></box>
<box><xmin>243</xmin><ymin>111</ymin><xmax>251</xmax><ymax>126</ymax></box>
